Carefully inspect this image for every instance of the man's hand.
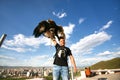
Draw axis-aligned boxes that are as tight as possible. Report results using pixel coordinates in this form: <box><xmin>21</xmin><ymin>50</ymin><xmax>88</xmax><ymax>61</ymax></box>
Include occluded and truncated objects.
<box><xmin>52</xmin><ymin>38</ymin><xmax>57</xmax><ymax>46</ymax></box>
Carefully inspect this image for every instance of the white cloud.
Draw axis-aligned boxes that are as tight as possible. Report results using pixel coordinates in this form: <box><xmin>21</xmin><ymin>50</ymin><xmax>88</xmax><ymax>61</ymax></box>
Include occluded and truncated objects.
<box><xmin>116</xmin><ymin>51</ymin><xmax>120</xmax><ymax>55</ymax></box>
<box><xmin>98</xmin><ymin>50</ymin><xmax>120</xmax><ymax>57</ymax></box>
<box><xmin>69</xmin><ymin>20</ymin><xmax>117</xmax><ymax>67</ymax></box>
<box><xmin>1</xmin><ymin>22</ymin><xmax>75</xmax><ymax>53</ymax></box>
<box><xmin>24</xmin><ymin>55</ymin><xmax>51</xmax><ymax>66</ymax></box>
<box><xmin>2</xmin><ymin>34</ymin><xmax>51</xmax><ymax>52</ymax></box>
<box><xmin>70</xmin><ymin>31</ymin><xmax>112</xmax><ymax>54</ymax></box>
<box><xmin>52</xmin><ymin>11</ymin><xmax>67</xmax><ymax>18</ymax></box>
<box><xmin>98</xmin><ymin>51</ymin><xmax>112</xmax><ymax>56</ymax></box>
<box><xmin>99</xmin><ymin>20</ymin><xmax>113</xmax><ymax>31</ymax></box>
<box><xmin>0</xmin><ymin>55</ymin><xmax>17</xmax><ymax>66</ymax></box>
<box><xmin>0</xmin><ymin>20</ymin><xmax>117</xmax><ymax>67</ymax></box>
<box><xmin>1</xmin><ymin>50</ymin><xmax>118</xmax><ymax>67</ymax></box>
<box><xmin>63</xmin><ymin>23</ymin><xmax>75</xmax><ymax>39</ymax></box>
<box><xmin>72</xmin><ymin>53</ymin><xmax>109</xmax><ymax>67</ymax></box>
<box><xmin>74</xmin><ymin>50</ymin><xmax>120</xmax><ymax>67</ymax></box>
<box><xmin>79</xmin><ymin>18</ymin><xmax>85</xmax><ymax>24</ymax></box>
<box><xmin>0</xmin><ymin>55</ymin><xmax>15</xmax><ymax>60</ymax></box>
<box><xmin>0</xmin><ymin>54</ymin><xmax>53</xmax><ymax>66</ymax></box>
<box><xmin>2</xmin><ymin>45</ymin><xmax>26</xmax><ymax>52</ymax></box>
<box><xmin>79</xmin><ymin>58</ymin><xmax>101</xmax><ymax>66</ymax></box>
<box><xmin>78</xmin><ymin>56</ymin><xmax>116</xmax><ymax>67</ymax></box>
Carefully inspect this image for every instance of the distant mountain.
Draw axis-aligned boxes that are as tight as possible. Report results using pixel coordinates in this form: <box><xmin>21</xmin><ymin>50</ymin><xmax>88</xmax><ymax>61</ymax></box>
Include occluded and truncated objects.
<box><xmin>91</xmin><ymin>57</ymin><xmax>120</xmax><ymax>70</ymax></box>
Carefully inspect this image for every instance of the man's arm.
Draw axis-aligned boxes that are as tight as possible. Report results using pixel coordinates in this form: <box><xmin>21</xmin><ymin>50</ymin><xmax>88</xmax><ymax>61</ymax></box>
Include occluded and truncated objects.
<box><xmin>69</xmin><ymin>55</ymin><xmax>77</xmax><ymax>73</ymax></box>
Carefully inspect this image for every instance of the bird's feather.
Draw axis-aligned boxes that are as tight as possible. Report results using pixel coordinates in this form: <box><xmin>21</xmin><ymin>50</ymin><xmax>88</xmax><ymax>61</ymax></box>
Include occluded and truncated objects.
<box><xmin>33</xmin><ymin>20</ymin><xmax>65</xmax><ymax>40</ymax></box>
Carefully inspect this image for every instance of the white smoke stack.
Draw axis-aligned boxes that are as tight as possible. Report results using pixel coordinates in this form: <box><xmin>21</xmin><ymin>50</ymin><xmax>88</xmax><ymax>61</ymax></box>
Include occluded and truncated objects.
<box><xmin>0</xmin><ymin>34</ymin><xmax>7</xmax><ymax>47</ymax></box>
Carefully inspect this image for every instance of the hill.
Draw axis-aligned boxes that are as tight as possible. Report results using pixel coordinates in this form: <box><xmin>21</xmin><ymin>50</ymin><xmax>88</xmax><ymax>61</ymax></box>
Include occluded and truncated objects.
<box><xmin>91</xmin><ymin>57</ymin><xmax>120</xmax><ymax>70</ymax></box>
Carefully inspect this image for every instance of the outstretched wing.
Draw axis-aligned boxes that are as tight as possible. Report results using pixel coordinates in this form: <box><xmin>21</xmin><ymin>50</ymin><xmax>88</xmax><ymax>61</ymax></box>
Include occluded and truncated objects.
<box><xmin>33</xmin><ymin>19</ymin><xmax>66</xmax><ymax>40</ymax></box>
<box><xmin>33</xmin><ymin>21</ymin><xmax>49</xmax><ymax>38</ymax></box>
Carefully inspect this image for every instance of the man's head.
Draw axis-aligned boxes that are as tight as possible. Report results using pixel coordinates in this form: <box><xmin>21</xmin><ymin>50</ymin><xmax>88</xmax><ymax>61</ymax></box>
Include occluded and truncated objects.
<box><xmin>59</xmin><ymin>37</ymin><xmax>65</xmax><ymax>46</ymax></box>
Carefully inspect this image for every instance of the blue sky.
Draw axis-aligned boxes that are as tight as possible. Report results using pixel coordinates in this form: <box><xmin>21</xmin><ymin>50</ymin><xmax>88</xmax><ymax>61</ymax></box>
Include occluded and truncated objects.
<box><xmin>0</xmin><ymin>0</ymin><xmax>120</xmax><ymax>67</ymax></box>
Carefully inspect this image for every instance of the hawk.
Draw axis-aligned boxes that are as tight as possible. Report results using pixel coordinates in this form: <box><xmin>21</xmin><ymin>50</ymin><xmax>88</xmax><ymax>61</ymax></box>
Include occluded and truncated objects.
<box><xmin>33</xmin><ymin>19</ymin><xmax>65</xmax><ymax>40</ymax></box>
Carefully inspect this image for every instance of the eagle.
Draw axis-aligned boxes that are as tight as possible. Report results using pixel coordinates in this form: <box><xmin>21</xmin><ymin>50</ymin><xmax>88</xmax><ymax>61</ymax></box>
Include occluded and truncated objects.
<box><xmin>33</xmin><ymin>19</ymin><xmax>65</xmax><ymax>40</ymax></box>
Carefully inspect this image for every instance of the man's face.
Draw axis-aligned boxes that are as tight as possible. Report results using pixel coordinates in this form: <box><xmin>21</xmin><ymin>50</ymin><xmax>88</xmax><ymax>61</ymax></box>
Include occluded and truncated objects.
<box><xmin>59</xmin><ymin>39</ymin><xmax>65</xmax><ymax>46</ymax></box>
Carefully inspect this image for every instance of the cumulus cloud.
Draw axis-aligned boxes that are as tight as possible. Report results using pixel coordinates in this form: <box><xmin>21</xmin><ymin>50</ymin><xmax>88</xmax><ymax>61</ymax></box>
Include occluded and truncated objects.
<box><xmin>63</xmin><ymin>23</ymin><xmax>75</xmax><ymax>39</ymax></box>
<box><xmin>98</xmin><ymin>51</ymin><xmax>120</xmax><ymax>57</ymax></box>
<box><xmin>2</xmin><ymin>22</ymin><xmax>75</xmax><ymax>53</ymax></box>
<box><xmin>0</xmin><ymin>22</ymin><xmax>76</xmax><ymax>66</ymax></box>
<box><xmin>70</xmin><ymin>31</ymin><xmax>112</xmax><ymax>54</ymax></box>
<box><xmin>79</xmin><ymin>57</ymin><xmax>101</xmax><ymax>66</ymax></box>
<box><xmin>72</xmin><ymin>53</ymin><xmax>109</xmax><ymax>67</ymax></box>
<box><xmin>69</xmin><ymin>20</ymin><xmax>116</xmax><ymax>67</ymax></box>
<box><xmin>98</xmin><ymin>51</ymin><xmax>112</xmax><ymax>56</ymax></box>
<box><xmin>0</xmin><ymin>54</ymin><xmax>53</xmax><ymax>66</ymax></box>
<box><xmin>1</xmin><ymin>20</ymin><xmax>117</xmax><ymax>67</ymax></box>
<box><xmin>2</xmin><ymin>34</ymin><xmax>51</xmax><ymax>52</ymax></box>
<box><xmin>52</xmin><ymin>11</ymin><xmax>67</xmax><ymax>18</ymax></box>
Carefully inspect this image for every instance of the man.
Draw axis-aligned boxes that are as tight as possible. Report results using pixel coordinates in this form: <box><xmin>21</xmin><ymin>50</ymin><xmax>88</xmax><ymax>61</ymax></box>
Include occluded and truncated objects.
<box><xmin>52</xmin><ymin>37</ymin><xmax>77</xmax><ymax>80</ymax></box>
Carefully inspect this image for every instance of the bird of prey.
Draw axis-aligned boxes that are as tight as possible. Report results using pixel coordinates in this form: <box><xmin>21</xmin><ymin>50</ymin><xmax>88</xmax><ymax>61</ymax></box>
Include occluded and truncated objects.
<box><xmin>33</xmin><ymin>19</ymin><xmax>65</xmax><ymax>40</ymax></box>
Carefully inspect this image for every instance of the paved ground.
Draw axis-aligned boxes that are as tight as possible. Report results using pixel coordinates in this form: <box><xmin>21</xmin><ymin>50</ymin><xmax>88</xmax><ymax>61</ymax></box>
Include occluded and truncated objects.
<box><xmin>80</xmin><ymin>73</ymin><xmax>120</xmax><ymax>80</ymax></box>
<box><xmin>26</xmin><ymin>73</ymin><xmax>120</xmax><ymax>80</ymax></box>
<box><xmin>26</xmin><ymin>78</ymin><xmax>46</xmax><ymax>80</ymax></box>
